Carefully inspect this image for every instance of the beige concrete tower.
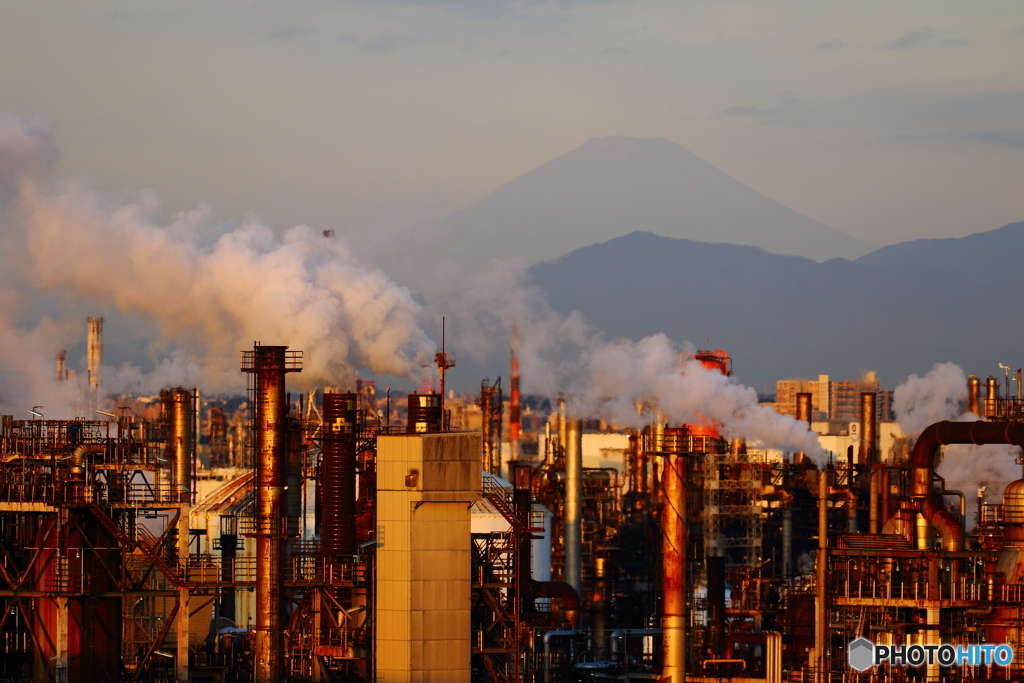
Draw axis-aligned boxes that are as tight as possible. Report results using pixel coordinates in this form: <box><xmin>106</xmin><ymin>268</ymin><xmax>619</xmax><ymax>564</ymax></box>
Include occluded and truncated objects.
<box><xmin>375</xmin><ymin>431</ymin><xmax>481</xmax><ymax>683</ymax></box>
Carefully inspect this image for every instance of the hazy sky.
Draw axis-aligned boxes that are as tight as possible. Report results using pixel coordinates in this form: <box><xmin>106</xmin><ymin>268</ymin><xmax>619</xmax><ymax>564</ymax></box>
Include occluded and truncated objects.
<box><xmin>2</xmin><ymin>1</ymin><xmax>1023</xmax><ymax>250</ymax></box>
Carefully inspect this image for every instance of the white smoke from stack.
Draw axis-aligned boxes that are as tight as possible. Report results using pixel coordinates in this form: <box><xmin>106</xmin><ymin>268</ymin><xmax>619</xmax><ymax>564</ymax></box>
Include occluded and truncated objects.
<box><xmin>893</xmin><ymin>362</ymin><xmax>970</xmax><ymax>434</ymax></box>
<box><xmin>0</xmin><ymin>114</ymin><xmax>435</xmax><ymax>403</ymax></box>
<box><xmin>427</xmin><ymin>265</ymin><xmax>820</xmax><ymax>458</ymax></box>
<box><xmin>893</xmin><ymin>361</ymin><xmax>1021</xmax><ymax>526</ymax></box>
<box><xmin>572</xmin><ymin>334</ymin><xmax>824</xmax><ymax>461</ymax></box>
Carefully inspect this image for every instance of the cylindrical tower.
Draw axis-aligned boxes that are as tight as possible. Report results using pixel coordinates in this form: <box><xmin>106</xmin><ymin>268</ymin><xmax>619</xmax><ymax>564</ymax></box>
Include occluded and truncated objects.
<box><xmin>967</xmin><ymin>375</ymin><xmax>981</xmax><ymax>416</ymax></box>
<box><xmin>241</xmin><ymin>343</ymin><xmax>302</xmax><ymax>683</ymax></box>
<box><xmin>322</xmin><ymin>392</ymin><xmax>358</xmax><ymax>558</ymax></box>
<box><xmin>169</xmin><ymin>388</ymin><xmax>195</xmax><ymax>502</ymax></box>
<box><xmin>986</xmin><ymin>375</ymin><xmax>1000</xmax><ymax>419</ymax></box>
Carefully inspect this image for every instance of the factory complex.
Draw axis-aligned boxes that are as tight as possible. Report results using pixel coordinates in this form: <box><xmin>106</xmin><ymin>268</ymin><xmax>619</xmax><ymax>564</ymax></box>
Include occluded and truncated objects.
<box><xmin>1</xmin><ymin>322</ymin><xmax>1021</xmax><ymax>683</ymax></box>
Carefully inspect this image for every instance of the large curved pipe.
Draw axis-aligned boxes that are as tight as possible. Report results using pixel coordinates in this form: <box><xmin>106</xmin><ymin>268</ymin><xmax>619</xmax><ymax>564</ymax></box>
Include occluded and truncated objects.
<box><xmin>921</xmin><ymin>497</ymin><xmax>964</xmax><ymax>551</ymax></box>
<box><xmin>70</xmin><ymin>443</ymin><xmax>107</xmax><ymax>478</ymax></box>
<box><xmin>909</xmin><ymin>421</ymin><xmax>1024</xmax><ymax>551</ymax></box>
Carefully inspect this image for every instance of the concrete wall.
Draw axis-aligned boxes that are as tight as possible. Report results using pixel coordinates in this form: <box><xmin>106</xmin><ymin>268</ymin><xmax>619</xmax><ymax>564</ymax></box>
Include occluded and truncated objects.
<box><xmin>376</xmin><ymin>432</ymin><xmax>481</xmax><ymax>683</ymax></box>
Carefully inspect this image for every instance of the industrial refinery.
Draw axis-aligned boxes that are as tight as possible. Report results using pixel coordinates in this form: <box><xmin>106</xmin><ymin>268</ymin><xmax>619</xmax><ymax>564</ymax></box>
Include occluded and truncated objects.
<box><xmin>1</xmin><ymin>325</ymin><xmax>1023</xmax><ymax>683</ymax></box>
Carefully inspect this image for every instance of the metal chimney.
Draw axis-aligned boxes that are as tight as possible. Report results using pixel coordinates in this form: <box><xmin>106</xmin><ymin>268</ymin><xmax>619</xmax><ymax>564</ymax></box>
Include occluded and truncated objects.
<box><xmin>660</xmin><ymin>427</ymin><xmax>687</xmax><ymax>683</ymax></box>
<box><xmin>241</xmin><ymin>343</ymin><xmax>302</xmax><ymax>683</ymax></box>
<box><xmin>794</xmin><ymin>392</ymin><xmax>813</xmax><ymax>466</ymax></box>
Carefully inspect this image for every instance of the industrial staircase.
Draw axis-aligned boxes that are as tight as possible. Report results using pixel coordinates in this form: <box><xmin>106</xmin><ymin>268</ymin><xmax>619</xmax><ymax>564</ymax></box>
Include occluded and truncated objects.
<box><xmin>481</xmin><ymin>475</ymin><xmax>544</xmax><ymax>535</ymax></box>
<box><xmin>85</xmin><ymin>503</ymin><xmax>187</xmax><ymax>587</ymax></box>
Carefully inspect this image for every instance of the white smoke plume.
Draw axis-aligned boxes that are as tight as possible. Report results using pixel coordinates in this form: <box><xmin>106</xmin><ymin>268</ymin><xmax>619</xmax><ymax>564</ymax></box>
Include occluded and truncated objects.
<box><xmin>893</xmin><ymin>362</ymin><xmax>970</xmax><ymax>434</ymax></box>
<box><xmin>420</xmin><ymin>260</ymin><xmax>819</xmax><ymax>457</ymax></box>
<box><xmin>572</xmin><ymin>334</ymin><xmax>823</xmax><ymax>460</ymax></box>
<box><xmin>0</xmin><ymin>114</ymin><xmax>435</xmax><ymax>411</ymax></box>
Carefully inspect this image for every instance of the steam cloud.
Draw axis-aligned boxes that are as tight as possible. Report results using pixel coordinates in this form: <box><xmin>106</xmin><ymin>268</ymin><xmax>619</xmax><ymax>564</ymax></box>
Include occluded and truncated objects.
<box><xmin>425</xmin><ymin>264</ymin><xmax>821</xmax><ymax>458</ymax></box>
<box><xmin>573</xmin><ymin>334</ymin><xmax>823</xmax><ymax>459</ymax></box>
<box><xmin>0</xmin><ymin>114</ymin><xmax>435</xmax><ymax>411</ymax></box>
<box><xmin>893</xmin><ymin>362</ymin><xmax>970</xmax><ymax>434</ymax></box>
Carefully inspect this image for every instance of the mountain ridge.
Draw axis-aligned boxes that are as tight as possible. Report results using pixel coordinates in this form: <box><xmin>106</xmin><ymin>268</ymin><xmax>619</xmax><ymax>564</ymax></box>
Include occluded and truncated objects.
<box><xmin>435</xmin><ymin>136</ymin><xmax>875</xmax><ymax>265</ymax></box>
<box><xmin>527</xmin><ymin>230</ymin><xmax>1023</xmax><ymax>392</ymax></box>
<box><xmin>856</xmin><ymin>221</ymin><xmax>1024</xmax><ymax>285</ymax></box>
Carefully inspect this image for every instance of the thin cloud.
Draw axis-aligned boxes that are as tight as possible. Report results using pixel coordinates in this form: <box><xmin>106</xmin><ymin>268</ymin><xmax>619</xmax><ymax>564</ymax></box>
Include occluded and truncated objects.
<box><xmin>601</xmin><ymin>45</ymin><xmax>632</xmax><ymax>57</ymax></box>
<box><xmin>815</xmin><ymin>39</ymin><xmax>843</xmax><ymax>52</ymax></box>
<box><xmin>877</xmin><ymin>130</ymin><xmax>1024</xmax><ymax>149</ymax></box>
<box><xmin>715</xmin><ymin>105</ymin><xmax>774</xmax><ymax>119</ymax></box>
<box><xmin>267</xmin><ymin>25</ymin><xmax>316</xmax><ymax>42</ymax></box>
<box><xmin>888</xmin><ymin>27</ymin><xmax>934</xmax><ymax>50</ymax></box>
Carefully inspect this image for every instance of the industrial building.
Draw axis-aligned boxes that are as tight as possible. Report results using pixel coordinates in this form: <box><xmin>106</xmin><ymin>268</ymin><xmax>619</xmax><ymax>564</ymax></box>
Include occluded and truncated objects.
<box><xmin>2</xmin><ymin>336</ymin><xmax>1024</xmax><ymax>683</ymax></box>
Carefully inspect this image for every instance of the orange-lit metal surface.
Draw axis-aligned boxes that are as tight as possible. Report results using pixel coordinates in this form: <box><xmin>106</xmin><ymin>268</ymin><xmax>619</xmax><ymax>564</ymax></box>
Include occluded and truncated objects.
<box><xmin>241</xmin><ymin>343</ymin><xmax>302</xmax><ymax>683</ymax></box>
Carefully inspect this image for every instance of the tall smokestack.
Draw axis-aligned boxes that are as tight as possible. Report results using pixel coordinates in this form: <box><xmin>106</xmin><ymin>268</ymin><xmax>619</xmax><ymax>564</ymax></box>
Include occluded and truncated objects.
<box><xmin>241</xmin><ymin>343</ymin><xmax>302</xmax><ymax>683</ymax></box>
<box><xmin>564</xmin><ymin>418</ymin><xmax>582</xmax><ymax>594</ymax></box>
<box><xmin>794</xmin><ymin>392</ymin><xmax>813</xmax><ymax>466</ymax></box>
<box><xmin>87</xmin><ymin>317</ymin><xmax>103</xmax><ymax>390</ymax></box>
<box><xmin>859</xmin><ymin>392</ymin><xmax>876</xmax><ymax>466</ymax></box>
<box><xmin>660</xmin><ymin>428</ymin><xmax>687</xmax><ymax>683</ymax></box>
<box><xmin>509</xmin><ymin>325</ymin><xmax>521</xmax><ymax>469</ymax></box>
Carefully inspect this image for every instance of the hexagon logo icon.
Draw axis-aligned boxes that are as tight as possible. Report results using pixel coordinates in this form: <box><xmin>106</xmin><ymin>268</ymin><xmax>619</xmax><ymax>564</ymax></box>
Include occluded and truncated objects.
<box><xmin>848</xmin><ymin>637</ymin><xmax>875</xmax><ymax>672</ymax></box>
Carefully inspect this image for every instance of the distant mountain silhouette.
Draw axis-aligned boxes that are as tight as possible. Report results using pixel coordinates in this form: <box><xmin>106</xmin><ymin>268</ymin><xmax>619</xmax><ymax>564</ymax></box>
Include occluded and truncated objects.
<box><xmin>528</xmin><ymin>231</ymin><xmax>1024</xmax><ymax>393</ymax></box>
<box><xmin>436</xmin><ymin>136</ymin><xmax>875</xmax><ymax>265</ymax></box>
<box><xmin>857</xmin><ymin>221</ymin><xmax>1024</xmax><ymax>286</ymax></box>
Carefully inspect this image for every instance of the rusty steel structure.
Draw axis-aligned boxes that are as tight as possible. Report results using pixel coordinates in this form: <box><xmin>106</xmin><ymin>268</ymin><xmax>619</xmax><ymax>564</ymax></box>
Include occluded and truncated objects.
<box><xmin>241</xmin><ymin>343</ymin><xmax>302</xmax><ymax>683</ymax></box>
<box><xmin>11</xmin><ymin>323</ymin><xmax>1024</xmax><ymax>683</ymax></box>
